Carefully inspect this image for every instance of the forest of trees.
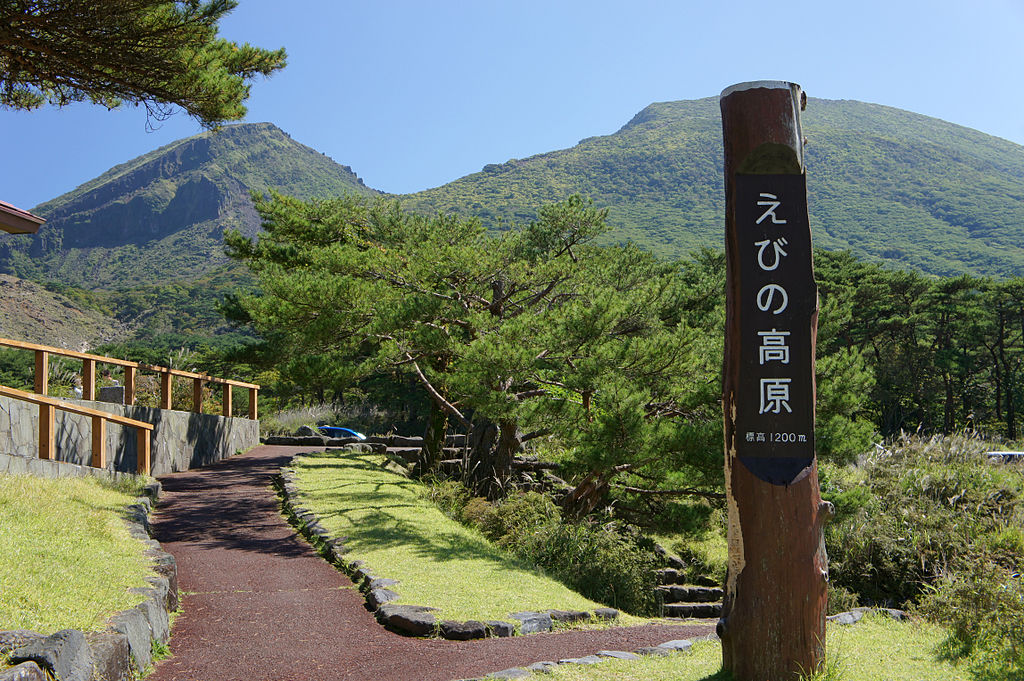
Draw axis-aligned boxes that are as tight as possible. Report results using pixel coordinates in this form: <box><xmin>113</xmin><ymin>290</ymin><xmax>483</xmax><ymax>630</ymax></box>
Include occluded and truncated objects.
<box><xmin>220</xmin><ymin>192</ymin><xmax>1024</xmax><ymax>517</ymax></box>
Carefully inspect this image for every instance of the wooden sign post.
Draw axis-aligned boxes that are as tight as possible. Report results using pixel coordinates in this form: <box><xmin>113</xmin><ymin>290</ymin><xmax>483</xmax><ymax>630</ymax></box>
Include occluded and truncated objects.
<box><xmin>719</xmin><ymin>81</ymin><xmax>832</xmax><ymax>680</ymax></box>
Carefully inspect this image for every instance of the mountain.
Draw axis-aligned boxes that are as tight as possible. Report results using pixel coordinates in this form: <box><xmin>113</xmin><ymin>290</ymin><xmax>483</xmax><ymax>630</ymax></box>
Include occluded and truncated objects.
<box><xmin>402</xmin><ymin>97</ymin><xmax>1024</xmax><ymax>278</ymax></box>
<box><xmin>0</xmin><ymin>122</ymin><xmax>378</xmax><ymax>288</ymax></box>
<box><xmin>5</xmin><ymin>96</ymin><xmax>1024</xmax><ymax>294</ymax></box>
<box><xmin>0</xmin><ymin>274</ymin><xmax>123</xmax><ymax>349</ymax></box>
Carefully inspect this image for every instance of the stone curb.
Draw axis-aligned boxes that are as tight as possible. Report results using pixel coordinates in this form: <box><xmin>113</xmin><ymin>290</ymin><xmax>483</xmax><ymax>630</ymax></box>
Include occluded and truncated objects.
<box><xmin>453</xmin><ymin>636</ymin><xmax>704</xmax><ymax>680</ymax></box>
<box><xmin>826</xmin><ymin>606</ymin><xmax>908</xmax><ymax>626</ymax></box>
<box><xmin>1</xmin><ymin>483</ymin><xmax>178</xmax><ymax>681</ymax></box>
<box><xmin>448</xmin><ymin>609</ymin><xmax>912</xmax><ymax>681</ymax></box>
<box><xmin>274</xmin><ymin>447</ymin><xmax>620</xmax><ymax>640</ymax></box>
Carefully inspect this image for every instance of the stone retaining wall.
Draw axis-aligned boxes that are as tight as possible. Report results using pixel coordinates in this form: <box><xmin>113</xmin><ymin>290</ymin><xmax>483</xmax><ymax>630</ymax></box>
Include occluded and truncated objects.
<box><xmin>0</xmin><ymin>394</ymin><xmax>259</xmax><ymax>476</ymax></box>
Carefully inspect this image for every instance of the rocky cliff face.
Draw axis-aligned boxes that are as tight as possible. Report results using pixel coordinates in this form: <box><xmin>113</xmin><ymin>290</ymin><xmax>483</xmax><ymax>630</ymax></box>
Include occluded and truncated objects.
<box><xmin>1</xmin><ymin>122</ymin><xmax>377</xmax><ymax>288</ymax></box>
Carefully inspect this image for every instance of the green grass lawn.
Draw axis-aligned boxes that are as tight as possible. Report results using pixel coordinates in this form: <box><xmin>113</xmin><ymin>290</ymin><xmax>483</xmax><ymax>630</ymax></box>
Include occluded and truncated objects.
<box><xmin>535</xmin><ymin>614</ymin><xmax>967</xmax><ymax>680</ymax></box>
<box><xmin>0</xmin><ymin>475</ymin><xmax>152</xmax><ymax>633</ymax></box>
<box><xmin>289</xmin><ymin>449</ymin><xmax>638</xmax><ymax>624</ymax></box>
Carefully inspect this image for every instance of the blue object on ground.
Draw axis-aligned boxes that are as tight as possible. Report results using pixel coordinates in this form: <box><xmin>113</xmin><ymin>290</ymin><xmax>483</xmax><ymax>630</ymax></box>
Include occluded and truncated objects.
<box><xmin>986</xmin><ymin>451</ymin><xmax>1024</xmax><ymax>463</ymax></box>
<box><xmin>318</xmin><ymin>426</ymin><xmax>367</xmax><ymax>440</ymax></box>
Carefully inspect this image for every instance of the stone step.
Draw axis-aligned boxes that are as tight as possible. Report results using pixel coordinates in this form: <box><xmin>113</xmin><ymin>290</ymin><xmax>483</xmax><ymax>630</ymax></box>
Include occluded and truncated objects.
<box><xmin>656</xmin><ymin>585</ymin><xmax>723</xmax><ymax>603</ymax></box>
<box><xmin>663</xmin><ymin>601</ymin><xmax>722</xmax><ymax>618</ymax></box>
<box><xmin>388</xmin><ymin>448</ymin><xmax>421</xmax><ymax>462</ymax></box>
<box><xmin>655</xmin><ymin>568</ymin><xmax>685</xmax><ymax>585</ymax></box>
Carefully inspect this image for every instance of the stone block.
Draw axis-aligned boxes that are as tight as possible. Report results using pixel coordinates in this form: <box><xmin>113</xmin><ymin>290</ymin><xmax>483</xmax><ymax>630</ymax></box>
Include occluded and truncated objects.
<box><xmin>438</xmin><ymin>620</ymin><xmax>487</xmax><ymax>640</ymax></box>
<box><xmin>826</xmin><ymin>610</ymin><xmax>863</xmax><ymax>626</ymax></box>
<box><xmin>598</xmin><ymin>650</ymin><xmax>640</xmax><ymax>660</ymax></box>
<box><xmin>655</xmin><ymin>568</ymin><xmax>682</xmax><ymax>584</ymax></box>
<box><xmin>85</xmin><ymin>631</ymin><xmax>134</xmax><ymax>681</ymax></box>
<box><xmin>485</xmin><ymin>620</ymin><xmax>514</xmax><ymax>638</ymax></box>
<box><xmin>9</xmin><ymin>629</ymin><xmax>93</xmax><ymax>681</ymax></box>
<box><xmin>26</xmin><ymin>458</ymin><xmax>53</xmax><ymax>479</ymax></box>
<box><xmin>486</xmin><ymin>669</ymin><xmax>531</xmax><ymax>679</ymax></box>
<box><xmin>142</xmin><ymin>481</ymin><xmax>162</xmax><ymax>501</ymax></box>
<box><xmin>526</xmin><ymin>661</ymin><xmax>558</xmax><ymax>673</ymax></box>
<box><xmin>97</xmin><ymin>386</ymin><xmax>126</xmax><ymax>404</ymax></box>
<box><xmin>6</xmin><ymin>455</ymin><xmax>29</xmax><ymax>476</ymax></box>
<box><xmin>592</xmin><ymin>607</ymin><xmax>619</xmax><ymax>621</ymax></box>
<box><xmin>558</xmin><ymin>655</ymin><xmax>603</xmax><ymax>665</ymax></box>
<box><xmin>0</xmin><ymin>631</ymin><xmax>46</xmax><ymax>657</ymax></box>
<box><xmin>546</xmin><ymin>609</ymin><xmax>590</xmax><ymax>624</ymax></box>
<box><xmin>354</xmin><ymin>567</ymin><xmax>376</xmax><ymax>588</ymax></box>
<box><xmin>109</xmin><ymin>609</ymin><xmax>151</xmax><ymax>670</ymax></box>
<box><xmin>264</xmin><ymin>435</ymin><xmax>327</xmax><ymax>446</ymax></box>
<box><xmin>509</xmin><ymin>611</ymin><xmax>552</xmax><ymax>634</ymax></box>
<box><xmin>368</xmin><ymin>578</ymin><xmax>400</xmax><ymax>591</ymax></box>
<box><xmin>146</xmin><ymin>550</ymin><xmax>179</xmax><ymax>612</ymax></box>
<box><xmin>131</xmin><ymin>589</ymin><xmax>170</xmax><ymax>643</ymax></box>
<box><xmin>376</xmin><ymin>604</ymin><xmax>437</xmax><ymax>636</ymax></box>
<box><xmin>0</xmin><ymin>662</ymin><xmax>47</xmax><ymax>681</ymax></box>
<box><xmin>658</xmin><ymin>585</ymin><xmax>723</xmax><ymax>603</ymax></box>
<box><xmin>367</xmin><ymin>588</ymin><xmax>399</xmax><ymax>610</ymax></box>
<box><xmin>143</xmin><ymin>576</ymin><xmax>170</xmax><ymax>613</ymax></box>
<box><xmin>657</xmin><ymin>639</ymin><xmax>693</xmax><ymax>652</ymax></box>
<box><xmin>390</xmin><ymin>436</ymin><xmax>424</xmax><ymax>448</ymax></box>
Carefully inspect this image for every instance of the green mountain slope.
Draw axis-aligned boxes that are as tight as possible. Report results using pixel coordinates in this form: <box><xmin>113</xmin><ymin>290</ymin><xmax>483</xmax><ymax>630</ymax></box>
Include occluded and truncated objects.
<box><xmin>5</xmin><ymin>96</ymin><xmax>1024</xmax><ymax>297</ymax></box>
<box><xmin>0</xmin><ymin>122</ymin><xmax>378</xmax><ymax>288</ymax></box>
<box><xmin>401</xmin><ymin>97</ymin><xmax>1024</xmax><ymax>277</ymax></box>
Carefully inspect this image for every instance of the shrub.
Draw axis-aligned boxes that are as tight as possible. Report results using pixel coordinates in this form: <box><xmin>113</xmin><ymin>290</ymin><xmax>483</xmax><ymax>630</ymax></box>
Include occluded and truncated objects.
<box><xmin>823</xmin><ymin>432</ymin><xmax>1022</xmax><ymax>607</ymax></box>
<box><xmin>518</xmin><ymin>521</ymin><xmax>660</xmax><ymax>616</ymax></box>
<box><xmin>424</xmin><ymin>481</ymin><xmax>660</xmax><ymax>615</ymax></box>
<box><xmin>918</xmin><ymin>558</ymin><xmax>1024</xmax><ymax>681</ymax></box>
<box><xmin>423</xmin><ymin>479</ymin><xmax>471</xmax><ymax>520</ymax></box>
<box><xmin>472</xmin><ymin>491</ymin><xmax>561</xmax><ymax>547</ymax></box>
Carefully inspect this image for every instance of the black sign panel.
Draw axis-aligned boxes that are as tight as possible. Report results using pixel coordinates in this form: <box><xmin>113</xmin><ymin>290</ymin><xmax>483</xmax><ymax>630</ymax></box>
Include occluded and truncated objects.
<box><xmin>733</xmin><ymin>174</ymin><xmax>816</xmax><ymax>485</ymax></box>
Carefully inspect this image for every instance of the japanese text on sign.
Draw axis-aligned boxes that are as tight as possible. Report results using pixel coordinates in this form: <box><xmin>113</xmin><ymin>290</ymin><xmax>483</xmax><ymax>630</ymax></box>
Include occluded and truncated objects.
<box><xmin>733</xmin><ymin>175</ymin><xmax>816</xmax><ymax>484</ymax></box>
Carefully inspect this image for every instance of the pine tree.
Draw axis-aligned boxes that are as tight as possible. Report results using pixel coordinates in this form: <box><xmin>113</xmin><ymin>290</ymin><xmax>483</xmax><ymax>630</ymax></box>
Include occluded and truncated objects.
<box><xmin>0</xmin><ymin>0</ymin><xmax>286</xmax><ymax>126</ymax></box>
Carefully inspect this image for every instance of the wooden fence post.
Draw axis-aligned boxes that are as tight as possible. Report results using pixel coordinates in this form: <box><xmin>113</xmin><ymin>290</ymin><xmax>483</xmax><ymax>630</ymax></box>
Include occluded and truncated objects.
<box><xmin>160</xmin><ymin>372</ymin><xmax>173</xmax><ymax>410</ymax></box>
<box><xmin>82</xmin><ymin>358</ymin><xmax>95</xmax><ymax>401</ymax></box>
<box><xmin>91</xmin><ymin>415</ymin><xmax>107</xmax><ymax>468</ymax></box>
<box><xmin>222</xmin><ymin>384</ymin><xmax>233</xmax><ymax>417</ymax></box>
<box><xmin>38</xmin><ymin>402</ymin><xmax>55</xmax><ymax>459</ymax></box>
<box><xmin>124</xmin><ymin>366</ymin><xmax>136</xmax><ymax>405</ymax></box>
<box><xmin>34</xmin><ymin>350</ymin><xmax>48</xmax><ymax>395</ymax></box>
<box><xmin>193</xmin><ymin>377</ymin><xmax>203</xmax><ymax>414</ymax></box>
<box><xmin>719</xmin><ymin>80</ymin><xmax>832</xmax><ymax>681</ymax></box>
<box><xmin>248</xmin><ymin>387</ymin><xmax>258</xmax><ymax>421</ymax></box>
<box><xmin>136</xmin><ymin>429</ymin><xmax>151</xmax><ymax>475</ymax></box>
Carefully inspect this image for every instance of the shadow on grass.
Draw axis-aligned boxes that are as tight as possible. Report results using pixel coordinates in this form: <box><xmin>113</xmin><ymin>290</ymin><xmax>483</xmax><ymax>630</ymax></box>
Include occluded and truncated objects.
<box><xmin>294</xmin><ymin>452</ymin><xmax>534</xmax><ymax>569</ymax></box>
<box><xmin>697</xmin><ymin>670</ymin><xmax>732</xmax><ymax>681</ymax></box>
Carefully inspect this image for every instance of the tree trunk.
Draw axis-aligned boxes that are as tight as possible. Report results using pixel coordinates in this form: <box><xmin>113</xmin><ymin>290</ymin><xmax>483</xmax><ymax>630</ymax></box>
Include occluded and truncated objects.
<box><xmin>467</xmin><ymin>418</ymin><xmax>521</xmax><ymax>499</ymax></box>
<box><xmin>719</xmin><ymin>81</ymin><xmax>829</xmax><ymax>681</ymax></box>
<box><xmin>943</xmin><ymin>371</ymin><xmax>955</xmax><ymax>434</ymax></box>
<box><xmin>560</xmin><ymin>470</ymin><xmax>611</xmax><ymax>520</ymax></box>
<box><xmin>419</xmin><ymin>398</ymin><xmax>449</xmax><ymax>474</ymax></box>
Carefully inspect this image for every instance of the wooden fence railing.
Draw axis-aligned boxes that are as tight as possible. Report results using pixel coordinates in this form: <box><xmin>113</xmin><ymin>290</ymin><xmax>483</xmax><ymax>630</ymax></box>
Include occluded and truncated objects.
<box><xmin>0</xmin><ymin>384</ymin><xmax>155</xmax><ymax>474</ymax></box>
<box><xmin>0</xmin><ymin>336</ymin><xmax>259</xmax><ymax>420</ymax></box>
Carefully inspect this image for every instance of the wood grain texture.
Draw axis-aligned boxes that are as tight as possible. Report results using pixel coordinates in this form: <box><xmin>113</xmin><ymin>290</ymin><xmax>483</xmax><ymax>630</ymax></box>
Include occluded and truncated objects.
<box><xmin>719</xmin><ymin>81</ymin><xmax>829</xmax><ymax>681</ymax></box>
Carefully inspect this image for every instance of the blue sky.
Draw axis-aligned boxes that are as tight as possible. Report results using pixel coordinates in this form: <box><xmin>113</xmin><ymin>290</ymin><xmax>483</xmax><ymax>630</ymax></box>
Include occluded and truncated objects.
<box><xmin>2</xmin><ymin>0</ymin><xmax>1023</xmax><ymax>209</ymax></box>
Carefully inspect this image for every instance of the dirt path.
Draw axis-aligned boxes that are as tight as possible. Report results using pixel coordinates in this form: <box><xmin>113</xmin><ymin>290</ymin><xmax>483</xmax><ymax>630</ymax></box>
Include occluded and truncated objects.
<box><xmin>149</xmin><ymin>445</ymin><xmax>713</xmax><ymax>681</ymax></box>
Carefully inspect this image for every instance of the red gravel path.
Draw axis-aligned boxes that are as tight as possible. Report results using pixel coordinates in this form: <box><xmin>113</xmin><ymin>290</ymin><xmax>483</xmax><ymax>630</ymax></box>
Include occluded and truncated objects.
<box><xmin>149</xmin><ymin>445</ymin><xmax>713</xmax><ymax>681</ymax></box>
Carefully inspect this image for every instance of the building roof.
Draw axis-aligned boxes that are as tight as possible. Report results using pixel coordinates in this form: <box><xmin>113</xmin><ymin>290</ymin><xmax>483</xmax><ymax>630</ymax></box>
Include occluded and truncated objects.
<box><xmin>0</xmin><ymin>200</ymin><xmax>45</xmax><ymax>234</ymax></box>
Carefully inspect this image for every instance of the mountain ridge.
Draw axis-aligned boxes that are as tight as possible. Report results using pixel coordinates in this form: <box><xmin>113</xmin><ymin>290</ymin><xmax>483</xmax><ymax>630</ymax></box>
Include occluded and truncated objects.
<box><xmin>2</xmin><ymin>122</ymin><xmax>377</xmax><ymax>288</ymax></box>
<box><xmin>4</xmin><ymin>95</ymin><xmax>1024</xmax><ymax>291</ymax></box>
<box><xmin>402</xmin><ymin>96</ymin><xmax>1024</xmax><ymax>277</ymax></box>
